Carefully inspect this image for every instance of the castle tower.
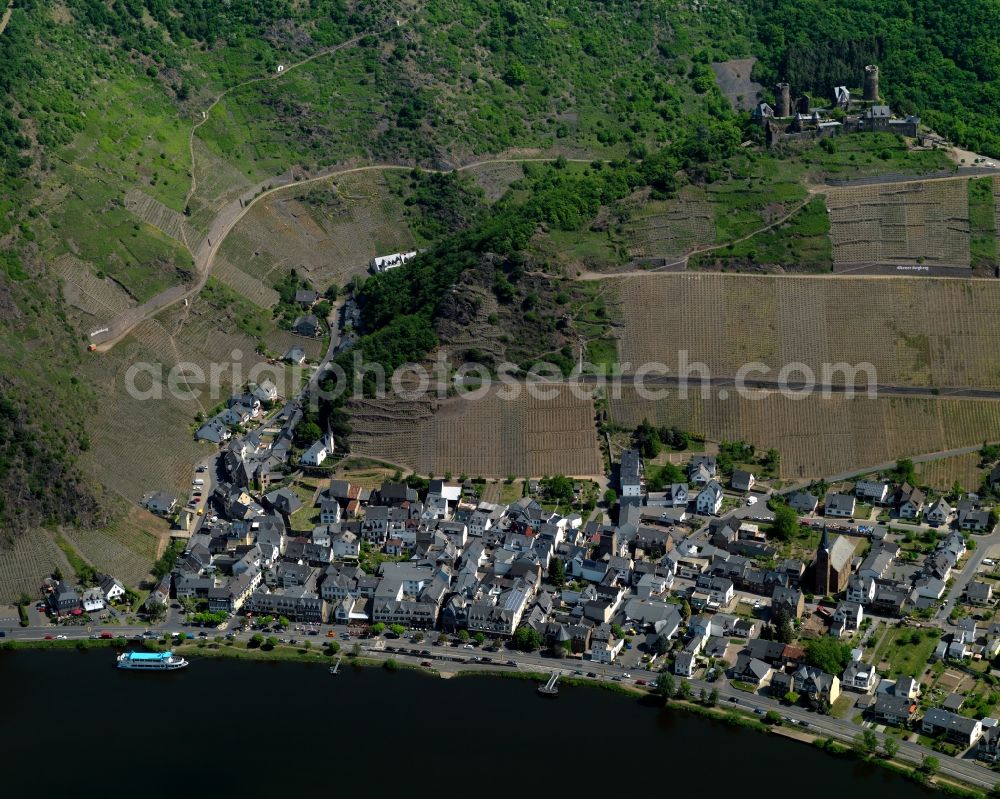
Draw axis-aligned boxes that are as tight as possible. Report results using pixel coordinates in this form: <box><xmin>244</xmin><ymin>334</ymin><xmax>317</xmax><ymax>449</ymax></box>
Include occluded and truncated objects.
<box><xmin>863</xmin><ymin>65</ymin><xmax>880</xmax><ymax>101</ymax></box>
<box><xmin>776</xmin><ymin>82</ymin><xmax>791</xmax><ymax>117</ymax></box>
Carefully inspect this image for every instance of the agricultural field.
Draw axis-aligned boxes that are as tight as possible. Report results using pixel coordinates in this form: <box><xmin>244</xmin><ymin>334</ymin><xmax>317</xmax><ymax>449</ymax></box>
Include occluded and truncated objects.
<box><xmin>625</xmin><ymin>186</ymin><xmax>716</xmax><ymax>260</ymax></box>
<box><xmin>614</xmin><ymin>273</ymin><xmax>1000</xmax><ymax>389</ymax></box>
<box><xmin>915</xmin><ymin>452</ymin><xmax>986</xmax><ymax>493</ymax></box>
<box><xmin>348</xmin><ymin>386</ymin><xmax>603</xmax><ymax>477</ymax></box>
<box><xmin>608</xmin><ymin>386</ymin><xmax>1000</xmax><ymax>479</ymax></box>
<box><xmin>795</xmin><ymin>133</ymin><xmax>954</xmax><ymax>181</ymax></box>
<box><xmin>215</xmin><ymin>169</ymin><xmax>417</xmax><ymax>296</ymax></box>
<box><xmin>75</xmin><ymin>319</ymin><xmax>213</xmax><ymax>503</ymax></box>
<box><xmin>690</xmin><ymin>196</ymin><xmax>832</xmax><ymax>271</ymax></box>
<box><xmin>827</xmin><ymin>178</ymin><xmax>971</xmax><ymax>267</ymax></box>
<box><xmin>0</xmin><ymin>531</ymin><xmax>67</xmax><ymax>604</ymax></box>
<box><xmin>62</xmin><ymin>505</ymin><xmax>168</xmax><ymax>589</ymax></box>
<box><xmin>969</xmin><ymin>177</ymin><xmax>998</xmax><ymax>268</ymax></box>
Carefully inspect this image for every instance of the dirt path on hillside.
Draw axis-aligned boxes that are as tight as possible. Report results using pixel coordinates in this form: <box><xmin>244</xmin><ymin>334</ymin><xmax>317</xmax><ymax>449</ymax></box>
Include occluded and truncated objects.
<box><xmin>0</xmin><ymin>1</ymin><xmax>13</xmax><ymax>36</ymax></box>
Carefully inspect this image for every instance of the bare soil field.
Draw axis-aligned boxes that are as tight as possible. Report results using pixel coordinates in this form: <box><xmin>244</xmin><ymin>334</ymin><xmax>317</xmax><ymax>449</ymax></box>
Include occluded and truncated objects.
<box><xmin>608</xmin><ymin>386</ymin><xmax>1000</xmax><ymax>479</ymax></box>
<box><xmin>828</xmin><ymin>179</ymin><xmax>971</xmax><ymax>266</ymax></box>
<box><xmin>710</xmin><ymin>58</ymin><xmax>765</xmax><ymax>112</ymax></box>
<box><xmin>348</xmin><ymin>386</ymin><xmax>603</xmax><ymax>477</ymax></box>
<box><xmin>614</xmin><ymin>273</ymin><xmax>1000</xmax><ymax>389</ymax></box>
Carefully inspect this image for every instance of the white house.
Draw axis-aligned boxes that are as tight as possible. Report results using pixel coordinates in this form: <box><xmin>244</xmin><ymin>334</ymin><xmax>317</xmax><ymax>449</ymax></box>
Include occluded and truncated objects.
<box><xmin>81</xmin><ymin>588</ymin><xmax>106</xmax><ymax>613</ymax></box>
<box><xmin>301</xmin><ymin>435</ymin><xmax>332</xmax><ymax>467</ymax></box>
<box><xmin>695</xmin><ymin>481</ymin><xmax>723</xmax><ymax>515</ymax></box>
<box><xmin>842</xmin><ymin>659</ymin><xmax>878</xmax><ymax>692</ymax></box>
<box><xmin>99</xmin><ymin>575</ymin><xmax>126</xmax><ymax>604</ymax></box>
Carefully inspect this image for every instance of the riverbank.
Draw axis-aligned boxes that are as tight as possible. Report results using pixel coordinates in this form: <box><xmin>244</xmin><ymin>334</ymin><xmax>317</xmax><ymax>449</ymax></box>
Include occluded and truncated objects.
<box><xmin>0</xmin><ymin>638</ymin><xmax>988</xmax><ymax>797</ymax></box>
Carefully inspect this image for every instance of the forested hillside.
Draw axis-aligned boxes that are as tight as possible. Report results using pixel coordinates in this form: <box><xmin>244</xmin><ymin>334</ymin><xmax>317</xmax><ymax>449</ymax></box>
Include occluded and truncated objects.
<box><xmin>748</xmin><ymin>0</ymin><xmax>1000</xmax><ymax>156</ymax></box>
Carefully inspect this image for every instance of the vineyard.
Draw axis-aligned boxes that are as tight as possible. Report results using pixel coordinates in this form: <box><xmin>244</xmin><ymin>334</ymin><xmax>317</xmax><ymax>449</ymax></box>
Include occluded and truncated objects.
<box><xmin>124</xmin><ymin>188</ymin><xmax>204</xmax><ymax>253</ymax></box>
<box><xmin>216</xmin><ymin>169</ymin><xmax>417</xmax><ymax>295</ymax></box>
<box><xmin>212</xmin><ymin>255</ymin><xmax>280</xmax><ymax>308</ymax></box>
<box><xmin>915</xmin><ymin>452</ymin><xmax>985</xmax><ymax>493</ymax></box>
<box><xmin>53</xmin><ymin>253</ymin><xmax>136</xmax><ymax>328</ymax></box>
<box><xmin>185</xmin><ymin>138</ymin><xmax>255</xmax><ymax>238</ymax></box>
<box><xmin>827</xmin><ymin>179</ymin><xmax>971</xmax><ymax>266</ymax></box>
<box><xmin>348</xmin><ymin>386</ymin><xmax>603</xmax><ymax>477</ymax></box>
<box><xmin>77</xmin><ymin>320</ymin><xmax>207</xmax><ymax>503</ymax></box>
<box><xmin>615</xmin><ymin>273</ymin><xmax>1000</xmax><ymax>389</ymax></box>
<box><xmin>608</xmin><ymin>386</ymin><xmax>1000</xmax><ymax>479</ymax></box>
<box><xmin>625</xmin><ymin>186</ymin><xmax>716</xmax><ymax>259</ymax></box>
<box><xmin>0</xmin><ymin>531</ymin><xmax>67</xmax><ymax>603</ymax></box>
<box><xmin>67</xmin><ymin>508</ymin><xmax>166</xmax><ymax>588</ymax></box>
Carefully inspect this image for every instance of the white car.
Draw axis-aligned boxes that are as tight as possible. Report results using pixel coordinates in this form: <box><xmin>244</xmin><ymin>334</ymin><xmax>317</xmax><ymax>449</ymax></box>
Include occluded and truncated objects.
<box><xmin>55</xmin><ymin>634</ymin><xmax>68</xmax><ymax>640</ymax></box>
<box><xmin>746</xmin><ymin>496</ymin><xmax>757</xmax><ymax>506</ymax></box>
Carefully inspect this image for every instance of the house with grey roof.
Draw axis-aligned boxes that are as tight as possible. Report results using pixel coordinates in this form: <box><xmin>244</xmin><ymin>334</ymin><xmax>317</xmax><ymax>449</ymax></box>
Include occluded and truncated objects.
<box><xmin>824</xmin><ymin>492</ymin><xmax>856</xmax><ymax>518</ymax></box>
<box><xmin>922</xmin><ymin>708</ymin><xmax>983</xmax><ymax>748</ymax></box>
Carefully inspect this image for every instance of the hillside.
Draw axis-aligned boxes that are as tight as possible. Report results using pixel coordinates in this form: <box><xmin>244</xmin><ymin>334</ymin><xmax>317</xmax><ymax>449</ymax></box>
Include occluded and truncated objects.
<box><xmin>1</xmin><ymin>0</ymin><xmax>1000</xmax><ymax>594</ymax></box>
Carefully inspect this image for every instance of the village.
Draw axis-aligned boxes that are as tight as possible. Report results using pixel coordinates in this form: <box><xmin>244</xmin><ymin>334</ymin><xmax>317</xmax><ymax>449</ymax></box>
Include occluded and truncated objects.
<box><xmin>15</xmin><ymin>388</ymin><xmax>1000</xmax><ymax>780</ymax></box>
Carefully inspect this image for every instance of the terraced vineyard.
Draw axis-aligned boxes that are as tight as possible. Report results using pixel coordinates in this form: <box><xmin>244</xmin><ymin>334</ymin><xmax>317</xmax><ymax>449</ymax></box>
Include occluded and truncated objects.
<box><xmin>67</xmin><ymin>509</ymin><xmax>167</xmax><ymax>588</ymax></box>
<box><xmin>77</xmin><ymin>321</ymin><xmax>208</xmax><ymax>503</ymax></box>
<box><xmin>626</xmin><ymin>186</ymin><xmax>716</xmax><ymax>259</ymax></box>
<box><xmin>124</xmin><ymin>189</ymin><xmax>204</xmax><ymax>253</ymax></box>
<box><xmin>608</xmin><ymin>387</ymin><xmax>1000</xmax><ymax>479</ymax></box>
<box><xmin>828</xmin><ymin>179</ymin><xmax>971</xmax><ymax>266</ymax></box>
<box><xmin>216</xmin><ymin>169</ymin><xmax>417</xmax><ymax>294</ymax></box>
<box><xmin>0</xmin><ymin>532</ymin><xmax>66</xmax><ymax>603</ymax></box>
<box><xmin>213</xmin><ymin>255</ymin><xmax>281</xmax><ymax>308</ymax></box>
<box><xmin>53</xmin><ymin>254</ymin><xmax>137</xmax><ymax>328</ymax></box>
<box><xmin>615</xmin><ymin>273</ymin><xmax>1000</xmax><ymax>389</ymax></box>
<box><xmin>348</xmin><ymin>386</ymin><xmax>603</xmax><ymax>477</ymax></box>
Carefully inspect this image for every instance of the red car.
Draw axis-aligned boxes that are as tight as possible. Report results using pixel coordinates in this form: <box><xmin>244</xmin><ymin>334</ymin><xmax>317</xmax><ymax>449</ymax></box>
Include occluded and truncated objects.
<box><xmin>44</xmin><ymin>634</ymin><xmax>53</xmax><ymax>640</ymax></box>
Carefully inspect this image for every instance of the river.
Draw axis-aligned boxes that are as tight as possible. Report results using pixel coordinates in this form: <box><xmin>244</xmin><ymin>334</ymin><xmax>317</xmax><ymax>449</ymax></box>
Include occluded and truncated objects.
<box><xmin>0</xmin><ymin>650</ymin><xmax>937</xmax><ymax>796</ymax></box>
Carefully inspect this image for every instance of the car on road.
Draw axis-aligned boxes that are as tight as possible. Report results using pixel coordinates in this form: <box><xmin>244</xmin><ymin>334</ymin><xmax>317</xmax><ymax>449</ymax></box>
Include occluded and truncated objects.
<box><xmin>729</xmin><ymin>697</ymin><xmax>738</xmax><ymax>703</ymax></box>
<box><xmin>420</xmin><ymin>650</ymin><xmax>431</xmax><ymax>656</ymax></box>
<box><xmin>326</xmin><ymin>631</ymin><xmax>336</xmax><ymax>638</ymax></box>
<box><xmin>507</xmin><ymin>660</ymin><xmax>518</xmax><ymax>666</ymax></box>
<box><xmin>746</xmin><ymin>496</ymin><xmax>757</xmax><ymax>505</ymax></box>
<box><xmin>587</xmin><ymin>672</ymin><xmax>597</xmax><ymax>678</ymax></box>
<box><xmin>44</xmin><ymin>634</ymin><xmax>53</xmax><ymax>640</ymax></box>
<box><xmin>463</xmin><ymin>643</ymin><xmax>474</xmax><ymax>649</ymax></box>
<box><xmin>635</xmin><ymin>679</ymin><xmax>646</xmax><ymax>686</ymax></box>
<box><xmin>420</xmin><ymin>661</ymin><xmax>432</xmax><ymax>667</ymax></box>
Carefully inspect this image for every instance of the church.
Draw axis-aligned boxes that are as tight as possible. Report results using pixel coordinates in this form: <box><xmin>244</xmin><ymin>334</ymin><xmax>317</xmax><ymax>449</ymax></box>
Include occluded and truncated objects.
<box><xmin>813</xmin><ymin>528</ymin><xmax>855</xmax><ymax>595</ymax></box>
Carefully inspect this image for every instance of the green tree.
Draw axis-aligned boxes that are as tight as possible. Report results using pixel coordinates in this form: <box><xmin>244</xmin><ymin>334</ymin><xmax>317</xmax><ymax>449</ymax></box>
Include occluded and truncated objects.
<box><xmin>882</xmin><ymin>737</ymin><xmax>899</xmax><ymax>759</ymax></box>
<box><xmin>325</xmin><ymin>641</ymin><xmax>341</xmax><ymax>656</ymax></box>
<box><xmin>603</xmin><ymin>488</ymin><xmax>618</xmax><ymax>506</ymax></box>
<box><xmin>473</xmin><ymin>632</ymin><xmax>486</xmax><ymax>646</ymax></box>
<box><xmin>389</xmin><ymin>624</ymin><xmax>406</xmax><ymax>636</ymax></box>
<box><xmin>853</xmin><ymin>729</ymin><xmax>879</xmax><ymax>757</ymax></box>
<box><xmin>784</xmin><ymin>691</ymin><xmax>800</xmax><ymax>705</ymax></box>
<box><xmin>655</xmin><ymin>672</ymin><xmax>675</xmax><ymax>697</ymax></box>
<box><xmin>677</xmin><ymin>680</ymin><xmax>693</xmax><ymax>700</ymax></box>
<box><xmin>772</xmin><ymin>503</ymin><xmax>800</xmax><ymax>542</ymax></box>
<box><xmin>548</xmin><ymin>557</ymin><xmax>566</xmax><ymax>587</ymax></box>
<box><xmin>512</xmin><ymin>626</ymin><xmax>542</xmax><ymax>652</ymax></box>
<box><xmin>457</xmin><ymin>629</ymin><xmax>470</xmax><ymax>642</ymax></box>
<box><xmin>264</xmin><ymin>636</ymin><xmax>278</xmax><ymax>649</ymax></box>
<box><xmin>764</xmin><ymin>710</ymin><xmax>782</xmax><ymax>725</ymax></box>
<box><xmin>680</xmin><ymin>600</ymin><xmax>692</xmax><ymax>620</ymax></box>
<box><xmin>708</xmin><ymin>688</ymin><xmax>719</xmax><ymax>706</ymax></box>
<box><xmin>634</xmin><ymin>418</ymin><xmax>662</xmax><ymax>459</ymax></box>
<box><xmin>371</xmin><ymin>622</ymin><xmax>386</xmax><ymax>636</ymax></box>
<box><xmin>921</xmin><ymin>755</ymin><xmax>940</xmax><ymax>775</ymax></box>
<box><xmin>804</xmin><ymin>637</ymin><xmax>852</xmax><ymax>675</ymax></box>
<box><xmin>250</xmin><ymin>633</ymin><xmax>264</xmax><ymax>648</ymax></box>
<box><xmin>384</xmin><ymin>658</ymin><xmax>398</xmax><ymax>671</ymax></box>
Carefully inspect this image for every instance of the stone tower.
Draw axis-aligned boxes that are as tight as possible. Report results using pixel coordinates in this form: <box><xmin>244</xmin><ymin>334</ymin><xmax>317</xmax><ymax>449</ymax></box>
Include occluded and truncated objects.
<box><xmin>863</xmin><ymin>65</ymin><xmax>880</xmax><ymax>101</ymax></box>
<box><xmin>776</xmin><ymin>82</ymin><xmax>791</xmax><ymax>117</ymax></box>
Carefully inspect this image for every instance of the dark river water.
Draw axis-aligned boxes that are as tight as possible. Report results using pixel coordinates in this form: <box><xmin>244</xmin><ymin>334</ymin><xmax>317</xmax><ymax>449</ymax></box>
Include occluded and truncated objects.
<box><xmin>0</xmin><ymin>649</ymin><xmax>937</xmax><ymax>796</ymax></box>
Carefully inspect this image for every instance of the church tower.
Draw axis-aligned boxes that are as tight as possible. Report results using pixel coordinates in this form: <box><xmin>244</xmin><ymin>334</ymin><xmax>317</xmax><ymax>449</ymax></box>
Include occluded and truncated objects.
<box><xmin>814</xmin><ymin>527</ymin><xmax>833</xmax><ymax>594</ymax></box>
